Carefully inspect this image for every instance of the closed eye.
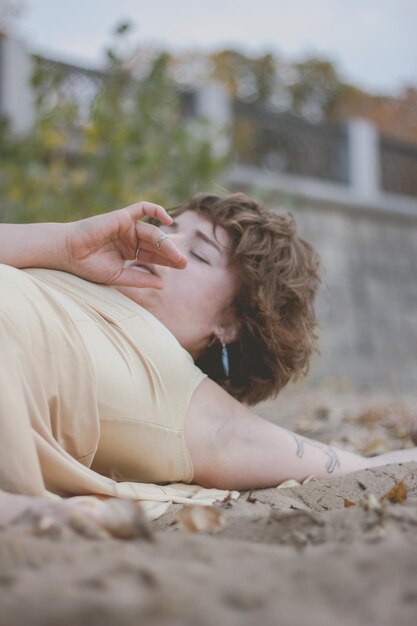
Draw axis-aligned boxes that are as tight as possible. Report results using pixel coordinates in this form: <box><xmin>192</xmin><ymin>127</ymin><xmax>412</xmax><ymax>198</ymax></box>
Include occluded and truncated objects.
<box><xmin>190</xmin><ymin>251</ymin><xmax>210</xmax><ymax>265</ymax></box>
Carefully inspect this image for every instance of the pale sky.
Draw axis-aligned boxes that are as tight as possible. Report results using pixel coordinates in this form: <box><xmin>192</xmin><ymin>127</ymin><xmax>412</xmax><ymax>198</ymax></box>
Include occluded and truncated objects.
<box><xmin>12</xmin><ymin>0</ymin><xmax>417</xmax><ymax>96</ymax></box>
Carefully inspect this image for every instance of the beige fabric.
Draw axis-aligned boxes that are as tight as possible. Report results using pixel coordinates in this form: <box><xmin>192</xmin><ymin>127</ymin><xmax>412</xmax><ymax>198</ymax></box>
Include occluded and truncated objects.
<box><xmin>0</xmin><ymin>264</ymin><xmax>234</xmax><ymax>517</ymax></box>
<box><xmin>70</xmin><ymin>484</ymin><xmax>240</xmax><ymax>522</ymax></box>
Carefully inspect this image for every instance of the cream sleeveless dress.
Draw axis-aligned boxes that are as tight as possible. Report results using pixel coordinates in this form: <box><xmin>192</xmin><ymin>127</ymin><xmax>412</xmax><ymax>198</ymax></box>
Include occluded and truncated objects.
<box><xmin>0</xmin><ymin>264</ymin><xmax>234</xmax><ymax>516</ymax></box>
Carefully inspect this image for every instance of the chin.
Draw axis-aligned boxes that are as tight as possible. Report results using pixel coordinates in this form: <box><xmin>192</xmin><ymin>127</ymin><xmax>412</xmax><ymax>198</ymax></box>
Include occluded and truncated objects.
<box><xmin>115</xmin><ymin>285</ymin><xmax>152</xmax><ymax>308</ymax></box>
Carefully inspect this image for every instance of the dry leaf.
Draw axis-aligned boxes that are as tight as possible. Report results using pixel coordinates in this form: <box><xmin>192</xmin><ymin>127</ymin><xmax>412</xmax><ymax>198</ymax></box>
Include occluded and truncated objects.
<box><xmin>314</xmin><ymin>406</ymin><xmax>330</xmax><ymax>420</ymax></box>
<box><xmin>36</xmin><ymin>515</ymin><xmax>59</xmax><ymax>533</ymax></box>
<box><xmin>100</xmin><ymin>499</ymin><xmax>153</xmax><ymax>540</ymax></box>
<box><xmin>360</xmin><ymin>493</ymin><xmax>383</xmax><ymax>512</ymax></box>
<box><xmin>357</xmin><ymin>407</ymin><xmax>384</xmax><ymax>426</ymax></box>
<box><xmin>294</xmin><ymin>419</ymin><xmax>316</xmax><ymax>433</ymax></box>
<box><xmin>68</xmin><ymin>498</ymin><xmax>153</xmax><ymax>540</ymax></box>
<box><xmin>291</xmin><ymin>530</ymin><xmax>308</xmax><ymax>549</ymax></box>
<box><xmin>382</xmin><ymin>481</ymin><xmax>408</xmax><ymax>504</ymax></box>
<box><xmin>277</xmin><ymin>479</ymin><xmax>302</xmax><ymax>489</ymax></box>
<box><xmin>344</xmin><ymin>499</ymin><xmax>356</xmax><ymax>508</ymax></box>
<box><xmin>246</xmin><ymin>490</ymin><xmax>257</xmax><ymax>503</ymax></box>
<box><xmin>177</xmin><ymin>505</ymin><xmax>225</xmax><ymax>533</ymax></box>
<box><xmin>69</xmin><ymin>511</ymin><xmax>110</xmax><ymax>539</ymax></box>
<box><xmin>302</xmin><ymin>475</ymin><xmax>316</xmax><ymax>485</ymax></box>
<box><xmin>360</xmin><ymin>439</ymin><xmax>391</xmax><ymax>456</ymax></box>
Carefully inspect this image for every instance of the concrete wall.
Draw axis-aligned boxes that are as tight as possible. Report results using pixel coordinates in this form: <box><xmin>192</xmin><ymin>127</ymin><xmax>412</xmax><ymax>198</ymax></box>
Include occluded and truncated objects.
<box><xmin>228</xmin><ymin>167</ymin><xmax>417</xmax><ymax>393</ymax></box>
<box><xmin>0</xmin><ymin>35</ymin><xmax>34</xmax><ymax>134</ymax></box>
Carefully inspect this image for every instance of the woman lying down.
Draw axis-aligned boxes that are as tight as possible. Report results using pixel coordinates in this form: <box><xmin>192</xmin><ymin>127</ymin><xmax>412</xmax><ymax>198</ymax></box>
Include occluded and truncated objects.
<box><xmin>1</xmin><ymin>193</ymin><xmax>416</xmax><ymax>531</ymax></box>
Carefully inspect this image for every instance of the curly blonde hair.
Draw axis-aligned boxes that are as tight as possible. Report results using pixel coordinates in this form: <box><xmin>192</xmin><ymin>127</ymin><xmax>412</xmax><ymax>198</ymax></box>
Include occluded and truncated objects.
<box><xmin>171</xmin><ymin>192</ymin><xmax>321</xmax><ymax>406</ymax></box>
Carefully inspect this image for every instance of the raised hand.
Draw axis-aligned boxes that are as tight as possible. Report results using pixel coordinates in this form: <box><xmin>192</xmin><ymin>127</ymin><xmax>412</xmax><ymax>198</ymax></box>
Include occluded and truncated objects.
<box><xmin>62</xmin><ymin>201</ymin><xmax>187</xmax><ymax>288</ymax></box>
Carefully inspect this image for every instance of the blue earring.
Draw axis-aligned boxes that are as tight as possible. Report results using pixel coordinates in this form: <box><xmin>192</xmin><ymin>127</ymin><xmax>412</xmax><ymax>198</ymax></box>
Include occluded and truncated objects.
<box><xmin>221</xmin><ymin>338</ymin><xmax>230</xmax><ymax>378</ymax></box>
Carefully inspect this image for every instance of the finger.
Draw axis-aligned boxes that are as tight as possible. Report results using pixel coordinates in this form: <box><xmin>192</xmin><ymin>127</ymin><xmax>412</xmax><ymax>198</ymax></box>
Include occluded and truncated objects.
<box><xmin>111</xmin><ymin>266</ymin><xmax>164</xmax><ymax>289</ymax></box>
<box><xmin>132</xmin><ymin>247</ymin><xmax>187</xmax><ymax>269</ymax></box>
<box><xmin>126</xmin><ymin>201</ymin><xmax>173</xmax><ymax>226</ymax></box>
<box><xmin>136</xmin><ymin>243</ymin><xmax>188</xmax><ymax>268</ymax></box>
<box><xmin>135</xmin><ymin>222</ymin><xmax>186</xmax><ymax>267</ymax></box>
<box><xmin>138</xmin><ymin>241</ymin><xmax>187</xmax><ymax>268</ymax></box>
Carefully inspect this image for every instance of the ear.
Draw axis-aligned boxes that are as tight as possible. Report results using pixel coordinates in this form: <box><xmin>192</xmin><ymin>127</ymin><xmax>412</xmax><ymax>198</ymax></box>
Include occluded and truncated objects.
<box><xmin>214</xmin><ymin>320</ymin><xmax>240</xmax><ymax>345</ymax></box>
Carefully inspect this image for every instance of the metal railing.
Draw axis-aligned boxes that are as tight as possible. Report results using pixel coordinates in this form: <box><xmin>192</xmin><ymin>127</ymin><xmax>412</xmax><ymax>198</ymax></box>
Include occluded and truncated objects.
<box><xmin>2</xmin><ymin>41</ymin><xmax>416</xmax><ymax>201</ymax></box>
<box><xmin>380</xmin><ymin>136</ymin><xmax>417</xmax><ymax>197</ymax></box>
<box><xmin>232</xmin><ymin>101</ymin><xmax>350</xmax><ymax>185</ymax></box>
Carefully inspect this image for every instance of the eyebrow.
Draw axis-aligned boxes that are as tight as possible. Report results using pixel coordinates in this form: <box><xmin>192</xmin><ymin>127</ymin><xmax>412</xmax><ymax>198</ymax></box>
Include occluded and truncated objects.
<box><xmin>196</xmin><ymin>230</ymin><xmax>222</xmax><ymax>254</ymax></box>
<box><xmin>170</xmin><ymin>220</ymin><xmax>223</xmax><ymax>254</ymax></box>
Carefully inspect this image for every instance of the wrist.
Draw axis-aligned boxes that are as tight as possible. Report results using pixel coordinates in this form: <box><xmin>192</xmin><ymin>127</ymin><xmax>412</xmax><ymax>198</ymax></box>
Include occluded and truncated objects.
<box><xmin>0</xmin><ymin>221</ymin><xmax>72</xmax><ymax>270</ymax></box>
<box><xmin>32</xmin><ymin>222</ymin><xmax>70</xmax><ymax>271</ymax></box>
<box><xmin>25</xmin><ymin>222</ymin><xmax>72</xmax><ymax>272</ymax></box>
<box><xmin>52</xmin><ymin>222</ymin><xmax>74</xmax><ymax>272</ymax></box>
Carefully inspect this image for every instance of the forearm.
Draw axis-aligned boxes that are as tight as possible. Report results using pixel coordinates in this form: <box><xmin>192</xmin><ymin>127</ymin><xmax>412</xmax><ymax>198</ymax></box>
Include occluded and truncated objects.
<box><xmin>223</xmin><ymin>421</ymin><xmax>371</xmax><ymax>489</ymax></box>
<box><xmin>0</xmin><ymin>222</ymin><xmax>68</xmax><ymax>270</ymax></box>
<box><xmin>271</xmin><ymin>428</ymin><xmax>368</xmax><ymax>480</ymax></box>
<box><xmin>221</xmin><ymin>419</ymin><xmax>417</xmax><ymax>489</ymax></box>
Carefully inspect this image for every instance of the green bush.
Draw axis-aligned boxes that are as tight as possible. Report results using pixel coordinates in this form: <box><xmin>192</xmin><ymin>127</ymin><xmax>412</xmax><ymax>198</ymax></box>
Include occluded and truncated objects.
<box><xmin>0</xmin><ymin>32</ymin><xmax>225</xmax><ymax>223</ymax></box>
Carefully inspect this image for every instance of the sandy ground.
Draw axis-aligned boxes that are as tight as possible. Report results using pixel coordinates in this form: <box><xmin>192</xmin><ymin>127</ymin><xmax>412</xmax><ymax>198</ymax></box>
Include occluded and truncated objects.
<box><xmin>1</xmin><ymin>386</ymin><xmax>417</xmax><ymax>626</ymax></box>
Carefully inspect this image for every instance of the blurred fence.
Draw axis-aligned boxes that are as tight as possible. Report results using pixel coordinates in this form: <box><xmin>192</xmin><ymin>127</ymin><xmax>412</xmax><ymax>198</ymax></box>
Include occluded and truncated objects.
<box><xmin>380</xmin><ymin>136</ymin><xmax>417</xmax><ymax>197</ymax></box>
<box><xmin>40</xmin><ymin>73</ymin><xmax>417</xmax><ymax>202</ymax></box>
<box><xmin>1</xmin><ymin>36</ymin><xmax>417</xmax><ymax>203</ymax></box>
<box><xmin>232</xmin><ymin>101</ymin><xmax>350</xmax><ymax>184</ymax></box>
<box><xmin>230</xmin><ymin>101</ymin><xmax>417</xmax><ymax>201</ymax></box>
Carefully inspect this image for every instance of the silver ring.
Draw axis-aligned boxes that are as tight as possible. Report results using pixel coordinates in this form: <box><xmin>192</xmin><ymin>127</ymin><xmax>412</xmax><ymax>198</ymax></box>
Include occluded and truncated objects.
<box><xmin>154</xmin><ymin>233</ymin><xmax>168</xmax><ymax>249</ymax></box>
<box><xmin>135</xmin><ymin>245</ymin><xmax>141</xmax><ymax>261</ymax></box>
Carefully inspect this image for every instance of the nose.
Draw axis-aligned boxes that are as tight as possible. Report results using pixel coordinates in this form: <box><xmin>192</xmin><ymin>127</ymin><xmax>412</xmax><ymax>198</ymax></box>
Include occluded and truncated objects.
<box><xmin>167</xmin><ymin>231</ymin><xmax>187</xmax><ymax>254</ymax></box>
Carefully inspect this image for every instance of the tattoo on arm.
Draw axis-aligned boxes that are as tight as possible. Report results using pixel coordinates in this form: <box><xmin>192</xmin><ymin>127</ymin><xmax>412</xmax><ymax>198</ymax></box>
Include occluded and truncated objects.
<box><xmin>291</xmin><ymin>433</ymin><xmax>341</xmax><ymax>474</ymax></box>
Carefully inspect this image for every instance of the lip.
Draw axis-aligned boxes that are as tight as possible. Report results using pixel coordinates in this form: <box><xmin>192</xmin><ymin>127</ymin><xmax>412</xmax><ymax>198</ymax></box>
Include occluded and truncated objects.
<box><xmin>130</xmin><ymin>262</ymin><xmax>160</xmax><ymax>278</ymax></box>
